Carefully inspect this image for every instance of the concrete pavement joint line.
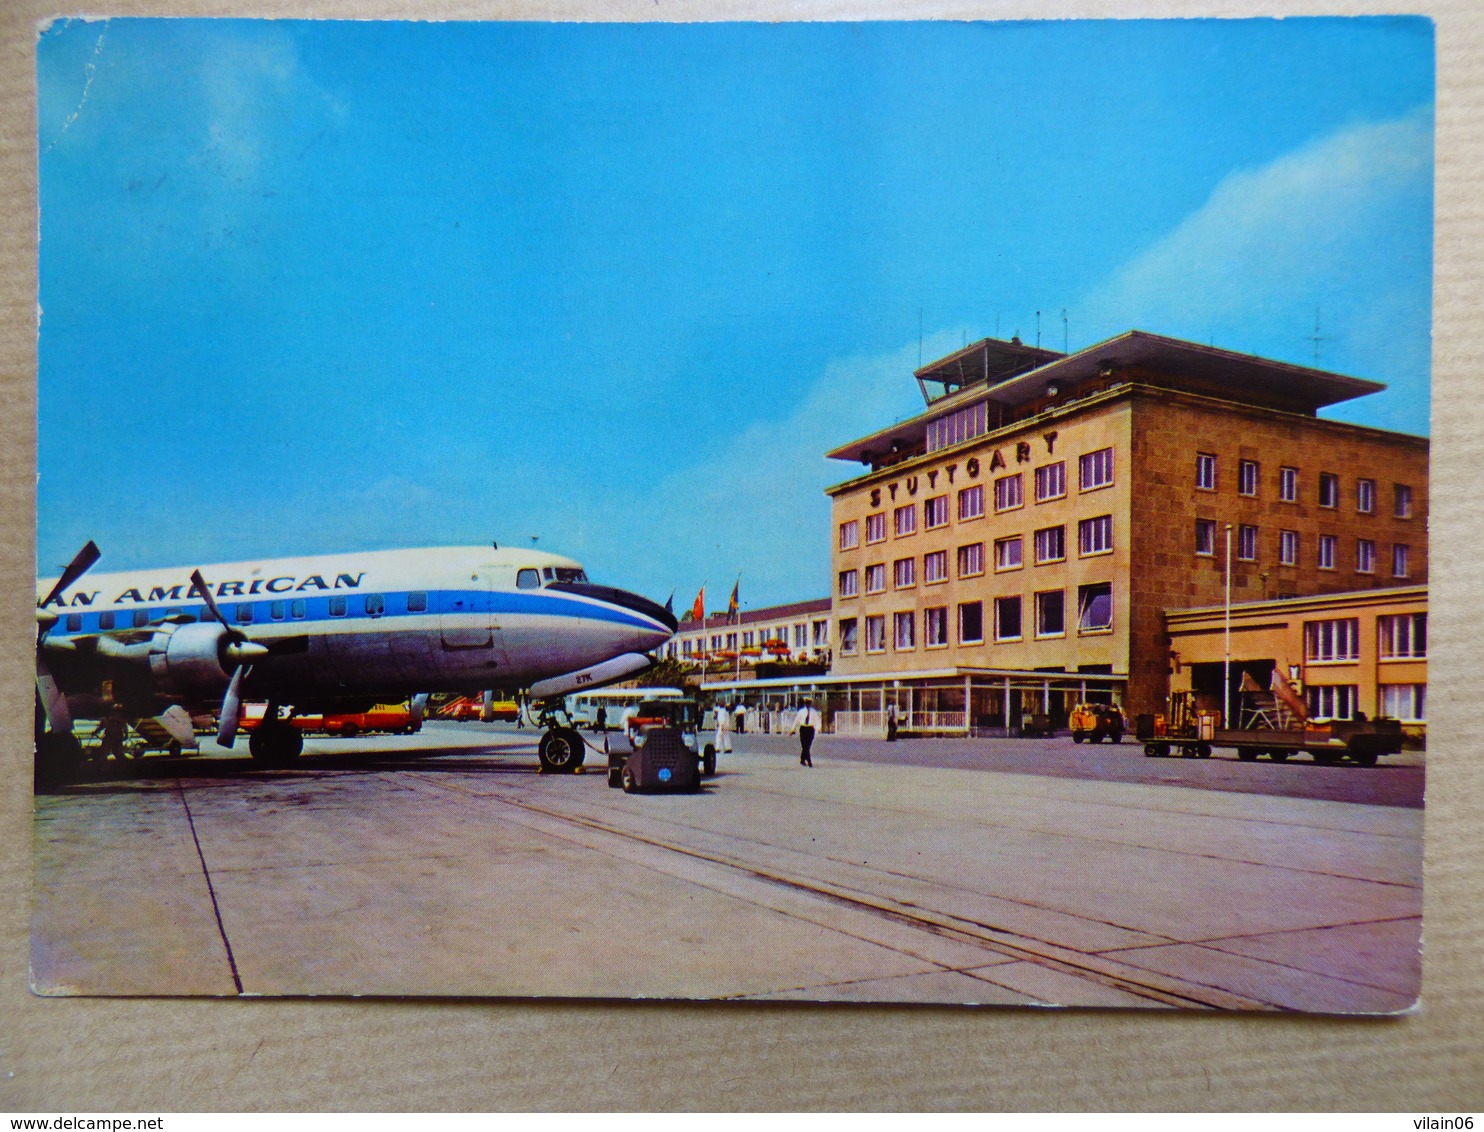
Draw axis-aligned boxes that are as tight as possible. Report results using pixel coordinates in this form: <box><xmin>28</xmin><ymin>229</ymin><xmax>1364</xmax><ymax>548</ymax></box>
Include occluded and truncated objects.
<box><xmin>376</xmin><ymin>772</ymin><xmax>1031</xmax><ymax>991</ymax></box>
<box><xmin>721</xmin><ymin>781</ymin><xmax>1422</xmax><ymax>890</ymax></box>
<box><xmin>444</xmin><ymin>784</ymin><xmax>1268</xmax><ymax>1010</ymax></box>
<box><xmin>175</xmin><ymin>777</ymin><xmax>243</xmax><ymax>996</ymax></box>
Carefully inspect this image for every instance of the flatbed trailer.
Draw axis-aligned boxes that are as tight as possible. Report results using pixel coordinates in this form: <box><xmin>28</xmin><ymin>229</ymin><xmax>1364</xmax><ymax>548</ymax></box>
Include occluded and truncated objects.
<box><xmin>1138</xmin><ymin>714</ymin><xmax>1404</xmax><ymax>767</ymax></box>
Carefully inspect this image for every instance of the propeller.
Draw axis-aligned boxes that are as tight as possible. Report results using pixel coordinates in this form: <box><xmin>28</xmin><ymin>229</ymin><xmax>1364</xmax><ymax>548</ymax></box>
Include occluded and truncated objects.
<box><xmin>190</xmin><ymin>569</ymin><xmax>269</xmax><ymax>748</ymax></box>
<box><xmin>35</xmin><ymin>541</ymin><xmax>103</xmax><ymax>741</ymax></box>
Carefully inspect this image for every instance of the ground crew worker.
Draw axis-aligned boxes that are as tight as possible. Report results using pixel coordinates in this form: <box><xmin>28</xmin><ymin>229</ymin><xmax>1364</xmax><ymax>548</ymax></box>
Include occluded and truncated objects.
<box><xmin>795</xmin><ymin>699</ymin><xmax>822</xmax><ymax>767</ymax></box>
<box><xmin>714</xmin><ymin>700</ymin><xmax>733</xmax><ymax>756</ymax></box>
<box><xmin>92</xmin><ymin>705</ymin><xmax>130</xmax><ymax>761</ymax></box>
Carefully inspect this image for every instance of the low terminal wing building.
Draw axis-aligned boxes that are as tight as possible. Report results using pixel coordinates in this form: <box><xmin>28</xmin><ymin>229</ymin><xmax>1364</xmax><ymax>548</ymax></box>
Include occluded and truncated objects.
<box><xmin>705</xmin><ymin>328</ymin><xmax>1428</xmax><ymax>736</ymax></box>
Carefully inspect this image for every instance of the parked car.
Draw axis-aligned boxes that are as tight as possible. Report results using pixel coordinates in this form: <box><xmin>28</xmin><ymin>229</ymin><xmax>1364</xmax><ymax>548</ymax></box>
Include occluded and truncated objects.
<box><xmin>1069</xmin><ymin>703</ymin><xmax>1125</xmax><ymax>744</ymax></box>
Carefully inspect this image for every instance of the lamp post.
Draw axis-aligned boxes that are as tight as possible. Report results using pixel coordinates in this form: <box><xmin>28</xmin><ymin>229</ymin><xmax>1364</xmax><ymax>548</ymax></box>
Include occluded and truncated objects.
<box><xmin>1224</xmin><ymin>523</ymin><xmax>1233</xmax><ymax>729</ymax></box>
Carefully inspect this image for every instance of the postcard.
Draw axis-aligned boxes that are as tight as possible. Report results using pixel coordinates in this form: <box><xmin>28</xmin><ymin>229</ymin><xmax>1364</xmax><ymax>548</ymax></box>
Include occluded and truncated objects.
<box><xmin>33</xmin><ymin>16</ymin><xmax>1431</xmax><ymax>1009</ymax></box>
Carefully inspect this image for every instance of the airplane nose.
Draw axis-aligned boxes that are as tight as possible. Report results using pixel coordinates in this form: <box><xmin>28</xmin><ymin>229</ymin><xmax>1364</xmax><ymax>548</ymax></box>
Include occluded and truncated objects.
<box><xmin>545</xmin><ymin>581</ymin><xmax>678</xmax><ymax>634</ymax></box>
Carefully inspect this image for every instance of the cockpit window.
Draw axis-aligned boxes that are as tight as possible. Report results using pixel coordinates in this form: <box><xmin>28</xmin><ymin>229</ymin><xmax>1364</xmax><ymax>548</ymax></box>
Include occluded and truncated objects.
<box><xmin>516</xmin><ymin>568</ymin><xmax>541</xmax><ymax>590</ymax></box>
<box><xmin>553</xmin><ymin>568</ymin><xmax>588</xmax><ymax>584</ymax></box>
<box><xmin>542</xmin><ymin>567</ymin><xmax>554</xmax><ymax>581</ymax></box>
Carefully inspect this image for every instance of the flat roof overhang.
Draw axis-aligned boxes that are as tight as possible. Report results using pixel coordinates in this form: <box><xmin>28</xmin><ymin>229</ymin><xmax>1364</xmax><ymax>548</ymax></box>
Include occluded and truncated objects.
<box><xmin>826</xmin><ymin>330</ymin><xmax>1388</xmax><ymax>465</ymax></box>
<box><xmin>702</xmin><ymin>667</ymin><xmax>1128</xmax><ymax>691</ymax></box>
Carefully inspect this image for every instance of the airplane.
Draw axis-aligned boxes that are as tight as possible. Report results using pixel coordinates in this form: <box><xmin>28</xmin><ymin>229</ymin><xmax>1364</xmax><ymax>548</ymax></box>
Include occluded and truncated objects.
<box><xmin>35</xmin><ymin>541</ymin><xmax>677</xmax><ymax>779</ymax></box>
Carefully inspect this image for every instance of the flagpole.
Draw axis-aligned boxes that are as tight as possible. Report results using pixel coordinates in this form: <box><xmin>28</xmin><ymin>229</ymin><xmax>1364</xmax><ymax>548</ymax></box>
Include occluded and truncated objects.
<box><xmin>733</xmin><ymin>575</ymin><xmax>742</xmax><ymax>686</ymax></box>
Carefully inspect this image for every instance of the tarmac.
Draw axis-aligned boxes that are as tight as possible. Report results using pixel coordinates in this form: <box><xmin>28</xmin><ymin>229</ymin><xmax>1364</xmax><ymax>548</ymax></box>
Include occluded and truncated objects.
<box><xmin>30</xmin><ymin>724</ymin><xmax>1423</xmax><ymax>1011</ymax></box>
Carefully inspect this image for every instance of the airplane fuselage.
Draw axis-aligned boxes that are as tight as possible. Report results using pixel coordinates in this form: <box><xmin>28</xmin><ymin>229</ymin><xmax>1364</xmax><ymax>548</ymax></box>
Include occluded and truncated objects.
<box><xmin>37</xmin><ymin>545</ymin><xmax>676</xmax><ymax>714</ymax></box>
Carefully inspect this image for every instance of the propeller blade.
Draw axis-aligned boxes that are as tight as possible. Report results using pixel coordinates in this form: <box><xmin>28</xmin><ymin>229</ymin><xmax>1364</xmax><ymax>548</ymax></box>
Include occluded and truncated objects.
<box><xmin>410</xmin><ymin>693</ymin><xmax>429</xmax><ymax>726</ymax></box>
<box><xmin>190</xmin><ymin>570</ymin><xmax>233</xmax><ymax>632</ymax></box>
<box><xmin>35</xmin><ymin>655</ymin><xmax>73</xmax><ymax>734</ymax></box>
<box><xmin>480</xmin><ymin>689</ymin><xmax>494</xmax><ymax>723</ymax></box>
<box><xmin>216</xmin><ymin>664</ymin><xmax>250</xmax><ymax>748</ymax></box>
<box><xmin>39</xmin><ymin>540</ymin><xmax>101</xmax><ymax>611</ymax></box>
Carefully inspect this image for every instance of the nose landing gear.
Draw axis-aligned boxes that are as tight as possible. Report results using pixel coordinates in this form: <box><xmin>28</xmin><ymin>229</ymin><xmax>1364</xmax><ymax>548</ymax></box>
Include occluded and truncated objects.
<box><xmin>530</xmin><ymin>700</ymin><xmax>586</xmax><ymax>774</ymax></box>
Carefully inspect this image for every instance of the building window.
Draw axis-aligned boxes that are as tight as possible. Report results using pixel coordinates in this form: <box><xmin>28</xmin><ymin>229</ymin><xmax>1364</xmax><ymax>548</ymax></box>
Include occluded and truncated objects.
<box><xmin>1393</xmin><ymin>544</ymin><xmax>1410</xmax><ymax>578</ymax></box>
<box><xmin>893</xmin><ymin>611</ymin><xmax>916</xmax><ymax>650</ymax></box>
<box><xmin>742</xmin><ymin>630</ymin><xmax>755</xmax><ymax>647</ymax></box>
<box><xmin>864</xmin><ymin>563</ymin><xmax>887</xmax><ymax>594</ymax></box>
<box><xmin>1237</xmin><ymin>524</ymin><xmax>1258</xmax><ymax>561</ymax></box>
<box><xmin>1034</xmin><ymin>461</ymin><xmax>1066</xmax><ymax>502</ymax></box>
<box><xmin>1196</xmin><ymin>453</ymin><xmax>1216</xmax><ymax>491</ymax></box>
<box><xmin>926</xmin><ymin>400</ymin><xmax>989</xmax><ymax>453</ymax></box>
<box><xmin>1357</xmin><ymin>478</ymin><xmax>1376</xmax><ymax>514</ymax></box>
<box><xmin>711</xmin><ymin>635</ymin><xmax>722</xmax><ymax>650</ymax></box>
<box><xmin>1357</xmin><ymin>538</ymin><xmax>1376</xmax><ymax>574</ymax></box>
<box><xmin>838</xmin><ymin>520</ymin><xmax>859</xmax><ymax>550</ymax></box>
<box><xmin>1279</xmin><ymin>466</ymin><xmax>1298</xmax><ymax>502</ymax></box>
<box><xmin>957</xmin><ymin>542</ymin><xmax>985</xmax><ymax>577</ymax></box>
<box><xmin>1305</xmin><ymin>618</ymin><xmax>1360</xmax><ymax>662</ymax></box>
<box><xmin>1035</xmin><ymin>590</ymin><xmax>1065</xmax><ymax>637</ymax></box>
<box><xmin>1318</xmin><ymin>534</ymin><xmax>1337</xmax><ymax>570</ymax></box>
<box><xmin>1238</xmin><ymin>459</ymin><xmax>1259</xmax><ymax>497</ymax></box>
<box><xmin>893</xmin><ymin>557</ymin><xmax>916</xmax><ymax>588</ymax></box>
<box><xmin>958</xmin><ymin>484</ymin><xmax>984</xmax><ymax>521</ymax></box>
<box><xmin>1033</xmin><ymin>525</ymin><xmax>1066</xmax><ymax>564</ymax></box>
<box><xmin>1379</xmin><ymin>613</ymin><xmax>1427</xmax><ymax>659</ymax></box>
<box><xmin>924</xmin><ymin>549</ymin><xmax>948</xmax><ymax>584</ymax></box>
<box><xmin>924</xmin><ymin>495</ymin><xmax>949</xmax><ymax>529</ymax></box>
<box><xmin>839</xmin><ymin>619</ymin><xmax>858</xmax><ymax>654</ymax></box>
<box><xmin>838</xmin><ymin>569</ymin><xmax>859</xmax><ymax>598</ymax></box>
<box><xmin>1195</xmin><ymin>518</ymin><xmax>1216</xmax><ymax>556</ymax></box>
<box><xmin>726</xmin><ymin>633</ymin><xmax>737</xmax><ymax>649</ymax></box>
<box><xmin>1080</xmin><ymin>447</ymin><xmax>1114</xmax><ymax>491</ymax></box>
<box><xmin>994</xmin><ymin>536</ymin><xmax>1023</xmax><ymax>572</ymax></box>
<box><xmin>994</xmin><ymin>595</ymin><xmax>1023</xmax><ymax>641</ymax></box>
<box><xmin>1395</xmin><ymin>483</ymin><xmax>1414</xmax><ymax>518</ymax></box>
<box><xmin>1379</xmin><ymin>684</ymin><xmax>1426</xmax><ymax>722</ymax></box>
<box><xmin>865</xmin><ymin>513</ymin><xmax>887</xmax><ymax>543</ymax></box>
<box><xmin>1078</xmin><ymin>515</ymin><xmax>1113</xmax><ymax>556</ymax></box>
<box><xmin>793</xmin><ymin>623</ymin><xmax>807</xmax><ymax>649</ymax></box>
<box><xmin>865</xmin><ymin>615</ymin><xmax>886</xmax><ymax>653</ymax></box>
<box><xmin>959</xmin><ymin>601</ymin><xmax>984</xmax><ymax>644</ymax></box>
<box><xmin>1307</xmin><ymin>684</ymin><xmax>1358</xmax><ymax>721</ymax></box>
<box><xmin>1280</xmin><ymin>530</ymin><xmax>1299</xmax><ymax>566</ymax></box>
<box><xmin>813</xmin><ymin>620</ymin><xmax>828</xmax><ymax>647</ymax></box>
<box><xmin>994</xmin><ymin>474</ymin><xmax>1023</xmax><ymax>512</ymax></box>
<box><xmin>1319</xmin><ymin>472</ymin><xmax>1339</xmax><ymax>508</ymax></box>
<box><xmin>1077</xmin><ymin>583</ymin><xmax>1113</xmax><ymax>633</ymax></box>
<box><xmin>924</xmin><ymin>606</ymin><xmax>949</xmax><ymax>647</ymax></box>
<box><xmin>893</xmin><ymin>504</ymin><xmax>917</xmax><ymax>537</ymax></box>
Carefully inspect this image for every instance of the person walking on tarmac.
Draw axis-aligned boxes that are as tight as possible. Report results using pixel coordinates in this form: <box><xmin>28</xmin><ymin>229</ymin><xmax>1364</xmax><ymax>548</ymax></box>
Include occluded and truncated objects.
<box><xmin>92</xmin><ymin>704</ymin><xmax>130</xmax><ymax>762</ymax></box>
<box><xmin>714</xmin><ymin>700</ymin><xmax>734</xmax><ymax>757</ymax></box>
<box><xmin>886</xmin><ymin>701</ymin><xmax>899</xmax><ymax>742</ymax></box>
<box><xmin>595</xmin><ymin>704</ymin><xmax>608</xmax><ymax>753</ymax></box>
<box><xmin>795</xmin><ymin>699</ymin><xmax>822</xmax><ymax>767</ymax></box>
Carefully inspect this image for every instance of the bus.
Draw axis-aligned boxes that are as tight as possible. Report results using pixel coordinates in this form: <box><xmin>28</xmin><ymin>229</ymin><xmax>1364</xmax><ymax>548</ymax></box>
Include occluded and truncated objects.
<box><xmin>565</xmin><ymin>687</ymin><xmax>688</xmax><ymax>734</ymax></box>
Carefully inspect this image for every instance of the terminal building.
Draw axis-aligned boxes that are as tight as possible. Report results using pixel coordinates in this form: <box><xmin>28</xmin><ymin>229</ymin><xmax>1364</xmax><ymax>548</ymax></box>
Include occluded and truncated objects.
<box><xmin>703</xmin><ymin>329</ymin><xmax>1428</xmax><ymax>735</ymax></box>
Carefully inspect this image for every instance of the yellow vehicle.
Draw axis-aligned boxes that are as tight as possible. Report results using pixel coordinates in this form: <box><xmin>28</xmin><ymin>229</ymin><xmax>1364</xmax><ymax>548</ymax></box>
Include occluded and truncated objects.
<box><xmin>1069</xmin><ymin>702</ymin><xmax>1125</xmax><ymax>744</ymax></box>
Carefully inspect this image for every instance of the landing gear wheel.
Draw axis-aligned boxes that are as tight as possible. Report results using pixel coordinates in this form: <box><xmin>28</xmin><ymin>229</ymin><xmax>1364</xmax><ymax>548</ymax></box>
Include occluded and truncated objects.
<box><xmin>1237</xmin><ymin>748</ymin><xmax>1259</xmax><ymax>762</ymax></box>
<box><xmin>621</xmin><ymin>764</ymin><xmax>637</xmax><ymax>793</ymax></box>
<box><xmin>538</xmin><ymin>727</ymin><xmax>585</xmax><ymax>773</ymax></box>
<box><xmin>703</xmin><ymin>742</ymin><xmax>717</xmax><ymax>777</ymax></box>
<box><xmin>249</xmin><ymin>722</ymin><xmax>303</xmax><ymax>767</ymax></box>
<box><xmin>1269</xmin><ymin>750</ymin><xmax>1291</xmax><ymax>763</ymax></box>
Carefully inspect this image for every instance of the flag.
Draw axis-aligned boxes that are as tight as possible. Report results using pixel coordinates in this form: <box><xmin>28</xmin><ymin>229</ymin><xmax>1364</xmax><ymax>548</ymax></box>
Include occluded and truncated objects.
<box><xmin>689</xmin><ymin>586</ymin><xmax>706</xmax><ymax>622</ymax></box>
<box><xmin>727</xmin><ymin>580</ymin><xmax>739</xmax><ymax>619</ymax></box>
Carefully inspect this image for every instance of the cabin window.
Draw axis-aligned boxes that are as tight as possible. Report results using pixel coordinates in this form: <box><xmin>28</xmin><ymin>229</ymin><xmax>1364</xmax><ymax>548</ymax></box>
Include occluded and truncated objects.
<box><xmin>365</xmin><ymin>594</ymin><xmax>386</xmax><ymax>616</ymax></box>
<box><xmin>236</xmin><ymin>604</ymin><xmax>253</xmax><ymax>624</ymax></box>
<box><xmin>517</xmin><ymin>568</ymin><xmax>541</xmax><ymax>589</ymax></box>
<box><xmin>99</xmin><ymin>611</ymin><xmax>115</xmax><ymax>630</ymax></box>
<box><xmin>329</xmin><ymin>596</ymin><xmax>347</xmax><ymax>617</ymax></box>
<box><xmin>290</xmin><ymin>600</ymin><xmax>306</xmax><ymax>619</ymax></box>
<box><xmin>407</xmin><ymin>591</ymin><xmax>428</xmax><ymax>613</ymax></box>
<box><xmin>133</xmin><ymin>609</ymin><xmax>149</xmax><ymax>628</ymax></box>
<box><xmin>270</xmin><ymin>601</ymin><xmax>286</xmax><ymax>621</ymax></box>
<box><xmin>65</xmin><ymin>613</ymin><xmax>82</xmax><ymax>632</ymax></box>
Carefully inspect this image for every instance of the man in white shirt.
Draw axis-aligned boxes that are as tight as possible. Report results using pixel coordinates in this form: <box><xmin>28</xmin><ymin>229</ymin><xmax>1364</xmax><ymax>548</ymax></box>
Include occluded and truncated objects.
<box><xmin>714</xmin><ymin>701</ymin><xmax>733</xmax><ymax>756</ymax></box>
<box><xmin>795</xmin><ymin>699</ymin><xmax>822</xmax><ymax>767</ymax></box>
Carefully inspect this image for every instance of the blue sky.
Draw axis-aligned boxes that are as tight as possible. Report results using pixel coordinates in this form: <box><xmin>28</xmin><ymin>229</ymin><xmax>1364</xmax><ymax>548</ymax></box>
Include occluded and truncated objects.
<box><xmin>36</xmin><ymin>18</ymin><xmax>1434</xmax><ymax>610</ymax></box>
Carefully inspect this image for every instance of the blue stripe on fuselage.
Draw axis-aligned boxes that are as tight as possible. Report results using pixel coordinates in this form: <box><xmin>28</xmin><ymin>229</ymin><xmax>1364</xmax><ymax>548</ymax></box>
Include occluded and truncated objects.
<box><xmin>47</xmin><ymin>588</ymin><xmax>667</xmax><ymax>637</ymax></box>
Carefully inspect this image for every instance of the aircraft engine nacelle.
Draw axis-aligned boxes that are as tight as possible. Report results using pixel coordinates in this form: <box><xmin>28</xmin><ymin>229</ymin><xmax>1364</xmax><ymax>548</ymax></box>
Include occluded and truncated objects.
<box><xmin>145</xmin><ymin>621</ymin><xmax>241</xmax><ymax>698</ymax></box>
